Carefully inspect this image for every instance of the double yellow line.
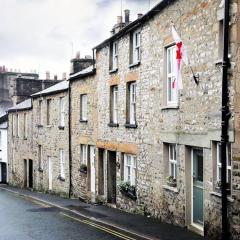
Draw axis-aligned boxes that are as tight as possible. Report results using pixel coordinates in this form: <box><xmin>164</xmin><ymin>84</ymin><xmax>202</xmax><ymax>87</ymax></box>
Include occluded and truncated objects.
<box><xmin>60</xmin><ymin>212</ymin><xmax>136</xmax><ymax>240</ymax></box>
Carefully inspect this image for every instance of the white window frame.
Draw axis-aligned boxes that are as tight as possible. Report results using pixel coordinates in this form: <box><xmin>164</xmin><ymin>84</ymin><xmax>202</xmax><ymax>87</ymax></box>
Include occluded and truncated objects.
<box><xmin>124</xmin><ymin>154</ymin><xmax>136</xmax><ymax>186</ymax></box>
<box><xmin>169</xmin><ymin>144</ymin><xmax>177</xmax><ymax>180</ymax></box>
<box><xmin>132</xmin><ymin>30</ymin><xmax>141</xmax><ymax>64</ymax></box>
<box><xmin>81</xmin><ymin>144</ymin><xmax>88</xmax><ymax>165</ymax></box>
<box><xmin>0</xmin><ymin>131</ymin><xmax>2</xmax><ymax>149</ymax></box>
<box><xmin>46</xmin><ymin>99</ymin><xmax>51</xmax><ymax>126</ymax></box>
<box><xmin>129</xmin><ymin>82</ymin><xmax>136</xmax><ymax>125</ymax></box>
<box><xmin>80</xmin><ymin>94</ymin><xmax>88</xmax><ymax>121</ymax></box>
<box><xmin>166</xmin><ymin>45</ymin><xmax>178</xmax><ymax>106</ymax></box>
<box><xmin>39</xmin><ymin>100</ymin><xmax>43</xmax><ymax>125</ymax></box>
<box><xmin>38</xmin><ymin>145</ymin><xmax>42</xmax><ymax>169</ymax></box>
<box><xmin>112</xmin><ymin>86</ymin><xmax>118</xmax><ymax>124</ymax></box>
<box><xmin>112</xmin><ymin>41</ymin><xmax>118</xmax><ymax>70</ymax></box>
<box><xmin>16</xmin><ymin>114</ymin><xmax>19</xmax><ymax>137</ymax></box>
<box><xmin>24</xmin><ymin>113</ymin><xmax>27</xmax><ymax>139</ymax></box>
<box><xmin>217</xmin><ymin>143</ymin><xmax>232</xmax><ymax>184</ymax></box>
<box><xmin>60</xmin><ymin>149</ymin><xmax>65</xmax><ymax>178</ymax></box>
<box><xmin>59</xmin><ymin>97</ymin><xmax>65</xmax><ymax>127</ymax></box>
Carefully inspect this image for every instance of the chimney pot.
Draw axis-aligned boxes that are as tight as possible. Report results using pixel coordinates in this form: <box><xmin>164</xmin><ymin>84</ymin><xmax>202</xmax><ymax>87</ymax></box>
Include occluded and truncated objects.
<box><xmin>137</xmin><ymin>13</ymin><xmax>143</xmax><ymax>19</ymax></box>
<box><xmin>62</xmin><ymin>72</ymin><xmax>67</xmax><ymax>80</ymax></box>
<box><xmin>124</xmin><ymin>9</ymin><xmax>130</xmax><ymax>24</ymax></box>
<box><xmin>54</xmin><ymin>74</ymin><xmax>58</xmax><ymax>80</ymax></box>
<box><xmin>117</xmin><ymin>16</ymin><xmax>122</xmax><ymax>24</ymax></box>
<box><xmin>46</xmin><ymin>71</ymin><xmax>50</xmax><ymax>80</ymax></box>
<box><xmin>76</xmin><ymin>51</ymin><xmax>80</xmax><ymax>59</ymax></box>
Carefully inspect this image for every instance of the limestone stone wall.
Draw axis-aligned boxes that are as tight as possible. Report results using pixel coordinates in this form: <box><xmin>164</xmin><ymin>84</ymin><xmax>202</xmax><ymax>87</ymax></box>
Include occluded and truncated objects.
<box><xmin>31</xmin><ymin>91</ymin><xmax>69</xmax><ymax>197</ymax></box>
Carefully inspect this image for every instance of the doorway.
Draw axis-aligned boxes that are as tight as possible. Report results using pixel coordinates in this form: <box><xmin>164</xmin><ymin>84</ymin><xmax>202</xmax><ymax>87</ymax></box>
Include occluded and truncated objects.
<box><xmin>192</xmin><ymin>149</ymin><xmax>204</xmax><ymax>227</ymax></box>
<box><xmin>24</xmin><ymin>159</ymin><xmax>27</xmax><ymax>187</ymax></box>
<box><xmin>28</xmin><ymin>160</ymin><xmax>33</xmax><ymax>188</ymax></box>
<box><xmin>107</xmin><ymin>151</ymin><xmax>116</xmax><ymax>204</ymax></box>
<box><xmin>0</xmin><ymin>162</ymin><xmax>7</xmax><ymax>183</ymax></box>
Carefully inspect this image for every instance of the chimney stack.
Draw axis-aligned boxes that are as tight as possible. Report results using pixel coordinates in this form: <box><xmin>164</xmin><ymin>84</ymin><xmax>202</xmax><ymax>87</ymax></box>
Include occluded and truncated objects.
<box><xmin>46</xmin><ymin>71</ymin><xmax>50</xmax><ymax>80</ymax></box>
<box><xmin>62</xmin><ymin>72</ymin><xmax>67</xmax><ymax>80</ymax></box>
<box><xmin>117</xmin><ymin>16</ymin><xmax>122</xmax><ymax>24</ymax></box>
<box><xmin>137</xmin><ymin>13</ymin><xmax>143</xmax><ymax>19</ymax></box>
<box><xmin>124</xmin><ymin>9</ymin><xmax>130</xmax><ymax>24</ymax></box>
<box><xmin>54</xmin><ymin>74</ymin><xmax>58</xmax><ymax>80</ymax></box>
<box><xmin>76</xmin><ymin>51</ymin><xmax>80</xmax><ymax>59</ymax></box>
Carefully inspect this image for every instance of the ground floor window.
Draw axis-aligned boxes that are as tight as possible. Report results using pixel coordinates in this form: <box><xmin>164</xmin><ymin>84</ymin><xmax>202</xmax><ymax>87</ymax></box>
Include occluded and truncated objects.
<box><xmin>124</xmin><ymin>154</ymin><xmax>136</xmax><ymax>186</ymax></box>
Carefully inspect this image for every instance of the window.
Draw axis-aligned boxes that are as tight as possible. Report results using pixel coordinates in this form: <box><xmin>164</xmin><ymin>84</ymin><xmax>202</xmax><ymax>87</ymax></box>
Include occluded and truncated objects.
<box><xmin>110</xmin><ymin>85</ymin><xmax>118</xmax><ymax>124</ymax></box>
<box><xmin>218</xmin><ymin>20</ymin><xmax>224</xmax><ymax>59</ymax></box>
<box><xmin>127</xmin><ymin>82</ymin><xmax>136</xmax><ymax>125</ymax></box>
<box><xmin>0</xmin><ymin>131</ymin><xmax>1</xmax><ymax>150</ymax></box>
<box><xmin>38</xmin><ymin>145</ymin><xmax>42</xmax><ymax>170</ymax></box>
<box><xmin>124</xmin><ymin>154</ymin><xmax>136</xmax><ymax>186</ymax></box>
<box><xmin>24</xmin><ymin>113</ymin><xmax>27</xmax><ymax>139</ymax></box>
<box><xmin>12</xmin><ymin>114</ymin><xmax>15</xmax><ymax>137</ymax></box>
<box><xmin>166</xmin><ymin>45</ymin><xmax>178</xmax><ymax>105</ymax></box>
<box><xmin>46</xmin><ymin>99</ymin><xmax>51</xmax><ymax>125</ymax></box>
<box><xmin>80</xmin><ymin>144</ymin><xmax>88</xmax><ymax>165</ymax></box>
<box><xmin>16</xmin><ymin>114</ymin><xmax>19</xmax><ymax>137</ymax></box>
<box><xmin>130</xmin><ymin>30</ymin><xmax>141</xmax><ymax>64</ymax></box>
<box><xmin>217</xmin><ymin>143</ymin><xmax>232</xmax><ymax>186</ymax></box>
<box><xmin>80</xmin><ymin>94</ymin><xmax>88</xmax><ymax>121</ymax></box>
<box><xmin>59</xmin><ymin>97</ymin><xmax>65</xmax><ymax>127</ymax></box>
<box><xmin>110</xmin><ymin>41</ymin><xmax>118</xmax><ymax>70</ymax></box>
<box><xmin>60</xmin><ymin>149</ymin><xmax>65</xmax><ymax>179</ymax></box>
<box><xmin>168</xmin><ymin>144</ymin><xmax>177</xmax><ymax>180</ymax></box>
<box><xmin>39</xmin><ymin>100</ymin><xmax>43</xmax><ymax>125</ymax></box>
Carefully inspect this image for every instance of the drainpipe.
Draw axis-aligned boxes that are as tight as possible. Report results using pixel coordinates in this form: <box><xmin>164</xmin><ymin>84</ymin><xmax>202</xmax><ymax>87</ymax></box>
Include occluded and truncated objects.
<box><xmin>221</xmin><ymin>0</ymin><xmax>230</xmax><ymax>239</ymax></box>
<box><xmin>68</xmin><ymin>80</ymin><xmax>72</xmax><ymax>198</ymax></box>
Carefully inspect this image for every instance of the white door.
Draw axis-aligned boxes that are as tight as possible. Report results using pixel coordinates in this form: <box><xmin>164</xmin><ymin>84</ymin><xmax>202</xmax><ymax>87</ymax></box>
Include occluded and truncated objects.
<box><xmin>48</xmin><ymin>157</ymin><xmax>52</xmax><ymax>191</ymax></box>
<box><xmin>90</xmin><ymin>146</ymin><xmax>96</xmax><ymax>193</ymax></box>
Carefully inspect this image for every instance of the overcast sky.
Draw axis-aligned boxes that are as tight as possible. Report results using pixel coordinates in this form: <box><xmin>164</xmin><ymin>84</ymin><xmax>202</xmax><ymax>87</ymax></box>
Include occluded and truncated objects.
<box><xmin>0</xmin><ymin>0</ymin><xmax>159</xmax><ymax>78</ymax></box>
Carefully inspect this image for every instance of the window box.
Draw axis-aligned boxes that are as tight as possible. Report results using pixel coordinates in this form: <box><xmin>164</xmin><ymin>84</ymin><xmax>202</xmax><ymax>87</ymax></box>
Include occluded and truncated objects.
<box><xmin>166</xmin><ymin>176</ymin><xmax>177</xmax><ymax>188</ymax></box>
<box><xmin>79</xmin><ymin>120</ymin><xmax>88</xmax><ymax>123</ymax></box>
<box><xmin>37</xmin><ymin>124</ymin><xmax>43</xmax><ymax>128</ymax></box>
<box><xmin>118</xmin><ymin>181</ymin><xmax>137</xmax><ymax>201</ymax></box>
<box><xmin>79</xmin><ymin>164</ymin><xmax>87</xmax><ymax>174</ymax></box>
<box><xmin>108</xmin><ymin>123</ymin><xmax>119</xmax><ymax>128</ymax></box>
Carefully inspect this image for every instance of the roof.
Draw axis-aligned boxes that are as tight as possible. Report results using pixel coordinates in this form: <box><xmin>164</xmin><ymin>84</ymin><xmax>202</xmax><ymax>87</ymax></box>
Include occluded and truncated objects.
<box><xmin>8</xmin><ymin>99</ymin><xmax>32</xmax><ymax>112</ymax></box>
<box><xmin>31</xmin><ymin>80</ymin><xmax>69</xmax><ymax>98</ymax></box>
<box><xmin>0</xmin><ymin>114</ymin><xmax>8</xmax><ymax>124</ymax></box>
<box><xmin>94</xmin><ymin>0</ymin><xmax>177</xmax><ymax>50</ymax></box>
<box><xmin>69</xmin><ymin>65</ymin><xmax>96</xmax><ymax>81</ymax></box>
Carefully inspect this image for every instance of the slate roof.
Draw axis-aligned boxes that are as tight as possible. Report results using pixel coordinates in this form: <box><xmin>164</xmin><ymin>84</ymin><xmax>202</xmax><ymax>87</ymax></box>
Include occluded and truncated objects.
<box><xmin>69</xmin><ymin>65</ymin><xmax>96</xmax><ymax>81</ymax></box>
<box><xmin>8</xmin><ymin>99</ymin><xmax>32</xmax><ymax>112</ymax></box>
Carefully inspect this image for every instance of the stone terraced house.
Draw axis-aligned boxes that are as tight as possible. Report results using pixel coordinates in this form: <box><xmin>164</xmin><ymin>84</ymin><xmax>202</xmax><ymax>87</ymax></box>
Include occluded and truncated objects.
<box><xmin>7</xmin><ymin>0</ymin><xmax>240</xmax><ymax>239</ymax></box>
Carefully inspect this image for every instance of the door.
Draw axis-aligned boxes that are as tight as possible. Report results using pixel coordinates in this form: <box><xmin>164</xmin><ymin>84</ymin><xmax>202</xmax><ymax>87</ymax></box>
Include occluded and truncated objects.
<box><xmin>1</xmin><ymin>163</ymin><xmax>7</xmax><ymax>183</ymax></box>
<box><xmin>28</xmin><ymin>160</ymin><xmax>33</xmax><ymax>188</ymax></box>
<box><xmin>90</xmin><ymin>146</ymin><xmax>96</xmax><ymax>194</ymax></box>
<box><xmin>107</xmin><ymin>151</ymin><xmax>116</xmax><ymax>204</ymax></box>
<box><xmin>48</xmin><ymin>157</ymin><xmax>52</xmax><ymax>191</ymax></box>
<box><xmin>24</xmin><ymin>160</ymin><xmax>27</xmax><ymax>187</ymax></box>
<box><xmin>192</xmin><ymin>149</ymin><xmax>204</xmax><ymax>226</ymax></box>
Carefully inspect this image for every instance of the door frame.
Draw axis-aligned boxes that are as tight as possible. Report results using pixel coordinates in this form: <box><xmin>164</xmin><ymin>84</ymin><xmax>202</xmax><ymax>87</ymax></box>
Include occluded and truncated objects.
<box><xmin>48</xmin><ymin>157</ymin><xmax>52</xmax><ymax>191</ymax></box>
<box><xmin>191</xmin><ymin>148</ymin><xmax>204</xmax><ymax>231</ymax></box>
<box><xmin>90</xmin><ymin>146</ymin><xmax>96</xmax><ymax>194</ymax></box>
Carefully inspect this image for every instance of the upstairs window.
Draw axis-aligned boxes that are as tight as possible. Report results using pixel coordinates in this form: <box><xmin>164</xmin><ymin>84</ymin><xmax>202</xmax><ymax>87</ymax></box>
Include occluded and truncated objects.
<box><xmin>124</xmin><ymin>154</ymin><xmax>136</xmax><ymax>186</ymax></box>
<box><xmin>110</xmin><ymin>41</ymin><xmax>118</xmax><ymax>71</ymax></box>
<box><xmin>24</xmin><ymin>113</ymin><xmax>27</xmax><ymax>139</ymax></box>
<box><xmin>39</xmin><ymin>100</ymin><xmax>43</xmax><ymax>125</ymax></box>
<box><xmin>80</xmin><ymin>94</ymin><xmax>88</xmax><ymax>121</ymax></box>
<box><xmin>130</xmin><ymin>30</ymin><xmax>141</xmax><ymax>65</ymax></box>
<box><xmin>110</xmin><ymin>85</ymin><xmax>118</xmax><ymax>124</ymax></box>
<box><xmin>169</xmin><ymin>144</ymin><xmax>177</xmax><ymax>180</ymax></box>
<box><xmin>166</xmin><ymin>45</ymin><xmax>178</xmax><ymax>106</ymax></box>
<box><xmin>59</xmin><ymin>97</ymin><xmax>65</xmax><ymax>127</ymax></box>
<box><xmin>126</xmin><ymin>82</ymin><xmax>136</xmax><ymax>125</ymax></box>
<box><xmin>38</xmin><ymin>145</ymin><xmax>42</xmax><ymax>170</ymax></box>
<box><xmin>46</xmin><ymin>99</ymin><xmax>51</xmax><ymax>125</ymax></box>
<box><xmin>16</xmin><ymin>114</ymin><xmax>19</xmax><ymax>137</ymax></box>
<box><xmin>80</xmin><ymin>144</ymin><xmax>88</xmax><ymax>165</ymax></box>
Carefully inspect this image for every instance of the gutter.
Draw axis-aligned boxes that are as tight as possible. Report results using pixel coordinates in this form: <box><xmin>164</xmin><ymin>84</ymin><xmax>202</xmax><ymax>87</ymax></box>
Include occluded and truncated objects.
<box><xmin>31</xmin><ymin>88</ymin><xmax>69</xmax><ymax>98</ymax></box>
<box><xmin>221</xmin><ymin>0</ymin><xmax>230</xmax><ymax>239</ymax></box>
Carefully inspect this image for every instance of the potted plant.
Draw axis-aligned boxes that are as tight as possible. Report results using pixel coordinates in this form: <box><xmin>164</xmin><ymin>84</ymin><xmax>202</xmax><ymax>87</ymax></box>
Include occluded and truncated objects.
<box><xmin>118</xmin><ymin>181</ymin><xmax>137</xmax><ymax>201</ymax></box>
<box><xmin>79</xmin><ymin>164</ymin><xmax>87</xmax><ymax>174</ymax></box>
<box><xmin>166</xmin><ymin>176</ymin><xmax>177</xmax><ymax>188</ymax></box>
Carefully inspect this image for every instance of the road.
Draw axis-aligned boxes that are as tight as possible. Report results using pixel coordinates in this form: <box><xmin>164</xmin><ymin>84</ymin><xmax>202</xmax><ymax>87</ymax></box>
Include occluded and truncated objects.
<box><xmin>0</xmin><ymin>189</ymin><xmax>138</xmax><ymax>240</ymax></box>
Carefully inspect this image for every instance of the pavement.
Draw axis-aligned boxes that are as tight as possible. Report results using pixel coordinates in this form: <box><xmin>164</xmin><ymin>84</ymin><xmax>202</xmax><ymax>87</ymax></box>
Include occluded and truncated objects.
<box><xmin>0</xmin><ymin>184</ymin><xmax>206</xmax><ymax>240</ymax></box>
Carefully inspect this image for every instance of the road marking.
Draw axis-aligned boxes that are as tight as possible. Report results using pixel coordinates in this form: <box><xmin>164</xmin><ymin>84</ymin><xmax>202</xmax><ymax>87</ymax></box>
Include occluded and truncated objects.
<box><xmin>60</xmin><ymin>212</ymin><xmax>136</xmax><ymax>240</ymax></box>
<box><xmin>17</xmin><ymin>195</ymin><xmax>51</xmax><ymax>208</ymax></box>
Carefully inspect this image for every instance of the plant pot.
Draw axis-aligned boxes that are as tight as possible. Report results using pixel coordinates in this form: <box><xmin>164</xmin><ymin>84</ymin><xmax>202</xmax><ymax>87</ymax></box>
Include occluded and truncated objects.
<box><xmin>79</xmin><ymin>165</ymin><xmax>87</xmax><ymax>174</ymax></box>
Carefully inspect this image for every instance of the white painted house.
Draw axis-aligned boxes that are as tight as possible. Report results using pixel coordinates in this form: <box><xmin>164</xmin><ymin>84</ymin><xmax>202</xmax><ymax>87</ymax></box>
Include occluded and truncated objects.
<box><xmin>0</xmin><ymin>114</ymin><xmax>8</xmax><ymax>183</ymax></box>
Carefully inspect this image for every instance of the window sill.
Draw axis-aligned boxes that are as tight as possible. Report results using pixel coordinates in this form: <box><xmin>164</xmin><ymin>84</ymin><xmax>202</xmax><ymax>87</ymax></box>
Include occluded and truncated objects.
<box><xmin>108</xmin><ymin>123</ymin><xmax>119</xmax><ymax>127</ymax></box>
<box><xmin>38</xmin><ymin>167</ymin><xmax>43</xmax><ymax>173</ymax></box>
<box><xmin>210</xmin><ymin>191</ymin><xmax>234</xmax><ymax>202</ymax></box>
<box><xmin>125</xmin><ymin>123</ymin><xmax>138</xmax><ymax>128</ymax></box>
<box><xmin>109</xmin><ymin>68</ymin><xmax>118</xmax><ymax>74</ymax></box>
<box><xmin>57</xmin><ymin>175</ymin><xmax>65</xmax><ymax>182</ymax></box>
<box><xmin>79</xmin><ymin>120</ymin><xmax>88</xmax><ymax>123</ymax></box>
<box><xmin>163</xmin><ymin>184</ymin><xmax>179</xmax><ymax>193</ymax></box>
<box><xmin>46</xmin><ymin>125</ymin><xmax>52</xmax><ymax>128</ymax></box>
<box><xmin>161</xmin><ymin>105</ymin><xmax>179</xmax><ymax>110</ymax></box>
<box><xmin>58</xmin><ymin>126</ymin><xmax>65</xmax><ymax>130</ymax></box>
<box><xmin>129</xmin><ymin>61</ymin><xmax>141</xmax><ymax>68</ymax></box>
